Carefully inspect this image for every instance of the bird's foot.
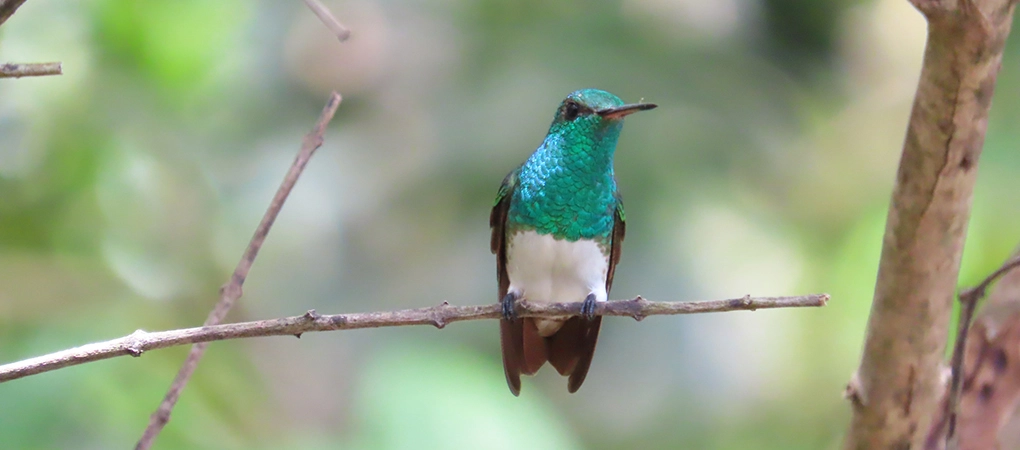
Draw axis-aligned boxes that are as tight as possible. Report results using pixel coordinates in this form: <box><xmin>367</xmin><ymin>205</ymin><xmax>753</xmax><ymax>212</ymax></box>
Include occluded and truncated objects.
<box><xmin>501</xmin><ymin>292</ymin><xmax>519</xmax><ymax>321</ymax></box>
<box><xmin>581</xmin><ymin>293</ymin><xmax>598</xmax><ymax>320</ymax></box>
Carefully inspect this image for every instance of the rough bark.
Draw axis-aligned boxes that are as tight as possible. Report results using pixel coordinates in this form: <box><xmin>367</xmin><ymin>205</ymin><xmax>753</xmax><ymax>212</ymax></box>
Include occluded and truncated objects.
<box><xmin>843</xmin><ymin>1</ymin><xmax>1016</xmax><ymax>449</ymax></box>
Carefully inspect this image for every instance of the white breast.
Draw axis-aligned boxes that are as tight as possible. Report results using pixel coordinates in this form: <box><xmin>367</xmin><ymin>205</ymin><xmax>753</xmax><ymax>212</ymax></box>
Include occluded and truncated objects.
<box><xmin>506</xmin><ymin>230</ymin><xmax>609</xmax><ymax>336</ymax></box>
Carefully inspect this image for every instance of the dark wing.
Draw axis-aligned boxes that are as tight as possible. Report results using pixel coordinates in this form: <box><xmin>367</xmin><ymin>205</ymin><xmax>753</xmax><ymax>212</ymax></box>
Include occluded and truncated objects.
<box><xmin>491</xmin><ymin>169</ymin><xmax>523</xmax><ymax>396</ymax></box>
<box><xmin>606</xmin><ymin>198</ymin><xmax>626</xmax><ymax>293</ymax></box>
<box><xmin>563</xmin><ymin>197</ymin><xmax>624</xmax><ymax>393</ymax></box>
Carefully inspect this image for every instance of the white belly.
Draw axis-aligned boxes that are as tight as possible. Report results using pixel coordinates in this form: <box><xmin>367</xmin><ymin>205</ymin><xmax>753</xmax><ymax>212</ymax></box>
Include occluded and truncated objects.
<box><xmin>506</xmin><ymin>230</ymin><xmax>609</xmax><ymax>336</ymax></box>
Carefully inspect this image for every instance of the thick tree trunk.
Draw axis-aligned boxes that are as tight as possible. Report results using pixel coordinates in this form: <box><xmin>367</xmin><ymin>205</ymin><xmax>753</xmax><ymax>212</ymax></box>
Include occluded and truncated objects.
<box><xmin>843</xmin><ymin>1</ymin><xmax>1016</xmax><ymax>449</ymax></box>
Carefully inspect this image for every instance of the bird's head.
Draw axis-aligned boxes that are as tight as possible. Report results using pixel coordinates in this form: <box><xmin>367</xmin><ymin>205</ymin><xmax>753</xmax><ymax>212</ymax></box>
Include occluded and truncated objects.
<box><xmin>547</xmin><ymin>89</ymin><xmax>656</xmax><ymax>142</ymax></box>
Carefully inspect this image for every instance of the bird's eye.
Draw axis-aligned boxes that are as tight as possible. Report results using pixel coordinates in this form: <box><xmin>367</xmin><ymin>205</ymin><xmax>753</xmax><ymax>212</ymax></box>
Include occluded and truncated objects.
<box><xmin>564</xmin><ymin>102</ymin><xmax>580</xmax><ymax>121</ymax></box>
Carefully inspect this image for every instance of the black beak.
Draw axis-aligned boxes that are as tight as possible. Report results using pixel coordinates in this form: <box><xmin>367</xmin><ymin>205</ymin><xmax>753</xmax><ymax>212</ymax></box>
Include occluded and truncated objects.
<box><xmin>597</xmin><ymin>103</ymin><xmax>657</xmax><ymax>120</ymax></box>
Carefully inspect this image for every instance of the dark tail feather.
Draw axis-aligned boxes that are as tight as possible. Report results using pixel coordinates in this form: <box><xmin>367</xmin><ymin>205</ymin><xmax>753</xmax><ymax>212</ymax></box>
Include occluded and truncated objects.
<box><xmin>547</xmin><ymin>316</ymin><xmax>602</xmax><ymax>393</ymax></box>
<box><xmin>521</xmin><ymin>318</ymin><xmax>548</xmax><ymax>375</ymax></box>
<box><xmin>505</xmin><ymin>316</ymin><xmax>602</xmax><ymax>394</ymax></box>
<box><xmin>567</xmin><ymin>317</ymin><xmax>601</xmax><ymax>393</ymax></box>
<box><xmin>500</xmin><ymin>318</ymin><xmax>523</xmax><ymax>396</ymax></box>
<box><xmin>547</xmin><ymin>318</ymin><xmax>582</xmax><ymax>375</ymax></box>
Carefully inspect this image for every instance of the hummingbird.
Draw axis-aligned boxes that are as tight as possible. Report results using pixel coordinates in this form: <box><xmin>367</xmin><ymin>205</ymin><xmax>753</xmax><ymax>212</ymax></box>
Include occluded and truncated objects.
<box><xmin>489</xmin><ymin>88</ymin><xmax>656</xmax><ymax>395</ymax></box>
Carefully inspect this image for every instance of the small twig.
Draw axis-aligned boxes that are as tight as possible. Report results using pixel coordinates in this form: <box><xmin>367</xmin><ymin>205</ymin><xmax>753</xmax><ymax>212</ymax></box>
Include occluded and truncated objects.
<box><xmin>302</xmin><ymin>0</ymin><xmax>350</xmax><ymax>41</ymax></box>
<box><xmin>0</xmin><ymin>3</ymin><xmax>62</xmax><ymax>81</ymax></box>
<box><xmin>0</xmin><ymin>0</ymin><xmax>28</xmax><ymax>27</ymax></box>
<box><xmin>134</xmin><ymin>92</ymin><xmax>342</xmax><ymax>450</ymax></box>
<box><xmin>0</xmin><ymin>62</ymin><xmax>62</xmax><ymax>79</ymax></box>
<box><xmin>0</xmin><ymin>294</ymin><xmax>828</xmax><ymax>383</ymax></box>
<box><xmin>945</xmin><ymin>256</ymin><xmax>1020</xmax><ymax>447</ymax></box>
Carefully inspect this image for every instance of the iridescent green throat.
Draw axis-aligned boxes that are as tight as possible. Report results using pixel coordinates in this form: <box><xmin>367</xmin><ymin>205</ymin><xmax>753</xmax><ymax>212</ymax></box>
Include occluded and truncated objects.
<box><xmin>507</xmin><ymin>110</ymin><xmax>623</xmax><ymax>242</ymax></box>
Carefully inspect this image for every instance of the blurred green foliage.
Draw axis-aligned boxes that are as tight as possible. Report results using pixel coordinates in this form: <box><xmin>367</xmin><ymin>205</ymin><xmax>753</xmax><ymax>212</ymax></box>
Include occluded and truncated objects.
<box><xmin>1</xmin><ymin>0</ymin><xmax>1019</xmax><ymax>449</ymax></box>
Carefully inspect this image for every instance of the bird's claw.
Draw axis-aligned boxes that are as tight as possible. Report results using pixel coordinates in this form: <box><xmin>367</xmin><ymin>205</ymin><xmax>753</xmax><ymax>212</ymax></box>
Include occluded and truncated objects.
<box><xmin>581</xmin><ymin>293</ymin><xmax>598</xmax><ymax>320</ymax></box>
<box><xmin>501</xmin><ymin>292</ymin><xmax>518</xmax><ymax>321</ymax></box>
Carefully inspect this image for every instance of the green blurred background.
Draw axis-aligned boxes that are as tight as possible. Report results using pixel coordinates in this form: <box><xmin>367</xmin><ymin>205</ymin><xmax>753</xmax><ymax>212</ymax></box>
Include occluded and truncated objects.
<box><xmin>2</xmin><ymin>0</ymin><xmax>1019</xmax><ymax>449</ymax></box>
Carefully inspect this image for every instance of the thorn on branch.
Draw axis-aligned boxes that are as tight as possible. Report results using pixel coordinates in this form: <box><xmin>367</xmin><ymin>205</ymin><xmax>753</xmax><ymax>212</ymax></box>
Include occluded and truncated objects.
<box><xmin>429</xmin><ymin>302</ymin><xmax>456</xmax><ymax>328</ymax></box>
<box><xmin>729</xmin><ymin>295</ymin><xmax>755</xmax><ymax>311</ymax></box>
<box><xmin>302</xmin><ymin>135</ymin><xmax>325</xmax><ymax>151</ymax></box>
<box><xmin>303</xmin><ymin>309</ymin><xmax>320</xmax><ymax>320</ymax></box>
<box><xmin>294</xmin><ymin>333</ymin><xmax>302</xmax><ymax>339</ymax></box>
<box><xmin>845</xmin><ymin>371</ymin><xmax>868</xmax><ymax>408</ymax></box>
<box><xmin>627</xmin><ymin>296</ymin><xmax>649</xmax><ymax>321</ymax></box>
<box><xmin>125</xmin><ymin>330</ymin><xmax>148</xmax><ymax>357</ymax></box>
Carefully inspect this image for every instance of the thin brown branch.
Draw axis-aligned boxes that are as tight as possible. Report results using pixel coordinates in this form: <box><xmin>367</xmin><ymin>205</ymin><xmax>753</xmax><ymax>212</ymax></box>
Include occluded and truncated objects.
<box><xmin>843</xmin><ymin>0</ymin><xmax>1016</xmax><ymax>448</ymax></box>
<box><xmin>0</xmin><ymin>62</ymin><xmax>62</xmax><ymax>79</ymax></box>
<box><xmin>943</xmin><ymin>256</ymin><xmax>1020</xmax><ymax>447</ymax></box>
<box><xmin>0</xmin><ymin>0</ymin><xmax>28</xmax><ymax>27</ymax></box>
<box><xmin>302</xmin><ymin>0</ymin><xmax>350</xmax><ymax>41</ymax></box>
<box><xmin>134</xmin><ymin>92</ymin><xmax>343</xmax><ymax>450</ymax></box>
<box><xmin>959</xmin><ymin>257</ymin><xmax>1020</xmax><ymax>304</ymax></box>
<box><xmin>0</xmin><ymin>294</ymin><xmax>828</xmax><ymax>384</ymax></box>
<box><xmin>946</xmin><ymin>297</ymin><xmax>983</xmax><ymax>449</ymax></box>
<box><xmin>924</xmin><ymin>246</ymin><xmax>1020</xmax><ymax>450</ymax></box>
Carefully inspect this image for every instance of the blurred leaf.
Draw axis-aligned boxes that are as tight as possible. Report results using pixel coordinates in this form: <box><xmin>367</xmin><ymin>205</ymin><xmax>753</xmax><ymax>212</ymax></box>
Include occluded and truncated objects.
<box><xmin>91</xmin><ymin>0</ymin><xmax>247</xmax><ymax>96</ymax></box>
<box><xmin>351</xmin><ymin>343</ymin><xmax>581</xmax><ymax>450</ymax></box>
